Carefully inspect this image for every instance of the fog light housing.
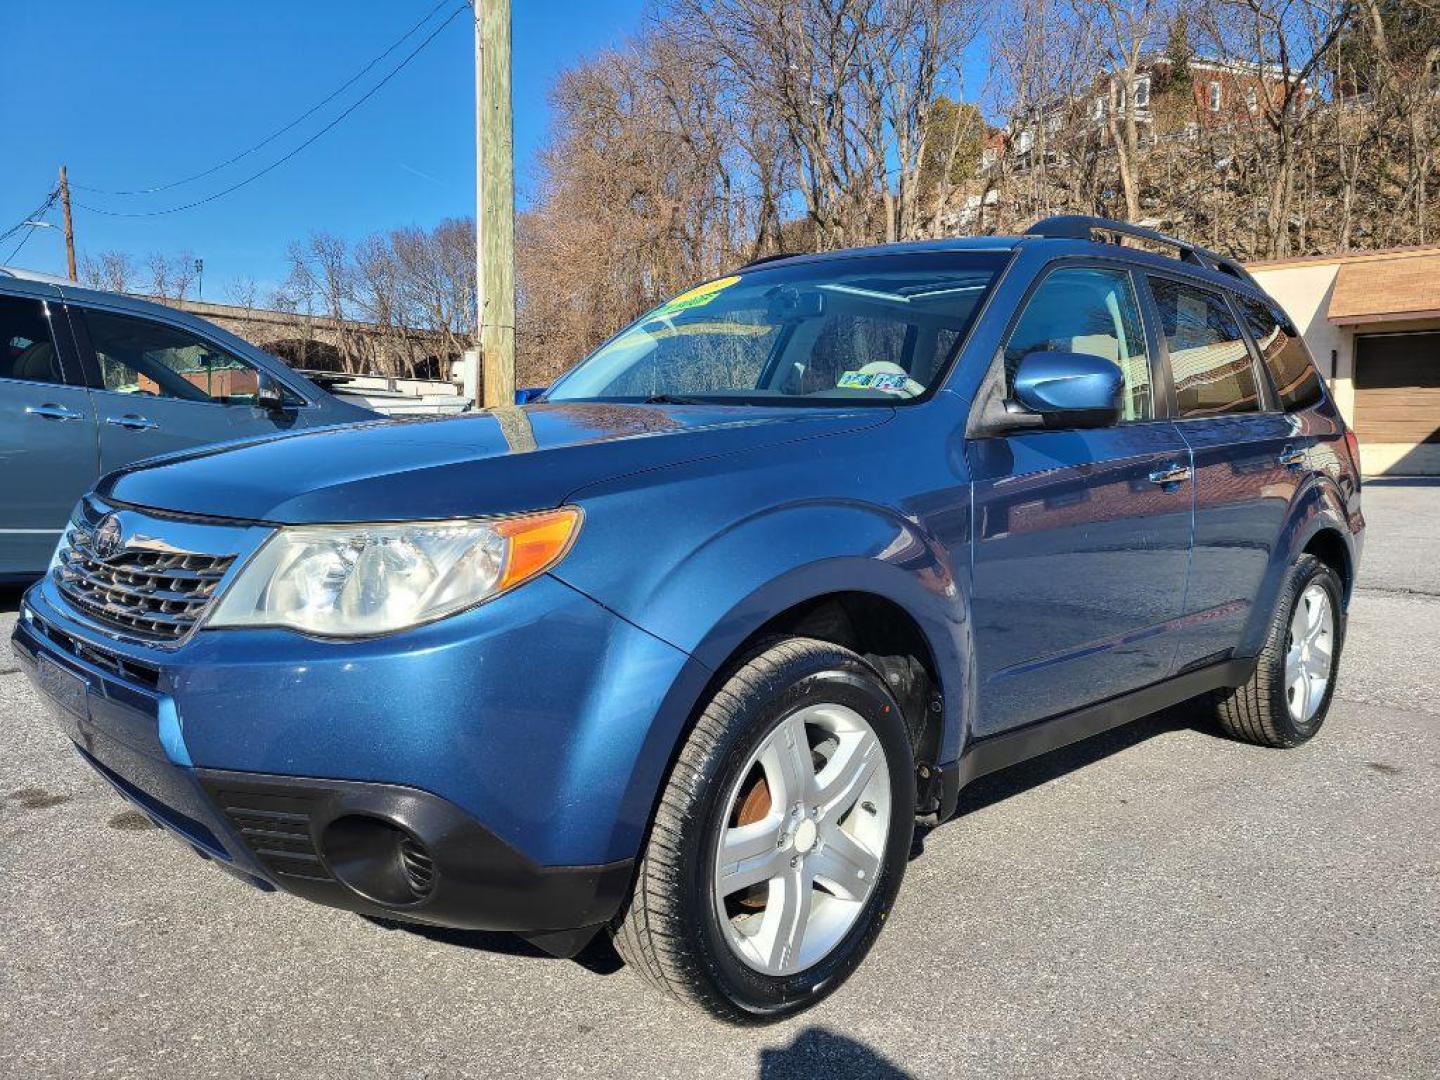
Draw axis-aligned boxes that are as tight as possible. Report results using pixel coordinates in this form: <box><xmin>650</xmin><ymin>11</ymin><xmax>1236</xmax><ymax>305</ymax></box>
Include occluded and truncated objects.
<box><xmin>321</xmin><ymin>815</ymin><xmax>435</xmax><ymax>905</ymax></box>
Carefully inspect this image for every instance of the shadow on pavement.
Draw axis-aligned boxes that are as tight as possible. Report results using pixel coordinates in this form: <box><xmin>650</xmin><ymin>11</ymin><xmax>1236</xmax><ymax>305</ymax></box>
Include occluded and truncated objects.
<box><xmin>1</xmin><ymin>586</ymin><xmax>24</xmax><ymax>614</ymax></box>
<box><xmin>360</xmin><ymin>914</ymin><xmax>625</xmax><ymax>975</ymax></box>
<box><xmin>1361</xmin><ymin>475</ymin><xmax>1440</xmax><ymax>486</ymax></box>
<box><xmin>954</xmin><ymin>704</ymin><xmax>1204</xmax><ymax>819</ymax></box>
<box><xmin>758</xmin><ymin>1028</ymin><xmax>912</xmax><ymax>1078</ymax></box>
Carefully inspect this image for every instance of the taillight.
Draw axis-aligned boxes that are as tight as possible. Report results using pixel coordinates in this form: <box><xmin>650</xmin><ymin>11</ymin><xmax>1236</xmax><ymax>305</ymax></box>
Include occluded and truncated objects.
<box><xmin>1344</xmin><ymin>427</ymin><xmax>1362</xmax><ymax>486</ymax></box>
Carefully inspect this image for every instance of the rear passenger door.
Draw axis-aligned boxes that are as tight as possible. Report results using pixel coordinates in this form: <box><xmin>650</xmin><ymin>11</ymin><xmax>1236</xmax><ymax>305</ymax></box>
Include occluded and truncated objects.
<box><xmin>968</xmin><ymin>264</ymin><xmax>1194</xmax><ymax>736</ymax></box>
<box><xmin>0</xmin><ymin>290</ymin><xmax>98</xmax><ymax>576</ymax></box>
<box><xmin>1145</xmin><ymin>275</ymin><xmax>1300</xmax><ymax>671</ymax></box>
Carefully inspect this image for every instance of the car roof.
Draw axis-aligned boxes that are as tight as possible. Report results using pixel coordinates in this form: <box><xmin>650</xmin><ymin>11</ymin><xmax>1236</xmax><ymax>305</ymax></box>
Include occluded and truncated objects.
<box><xmin>0</xmin><ymin>264</ymin><xmax>246</xmax><ymax>325</ymax></box>
<box><xmin>736</xmin><ymin>223</ymin><xmax>1273</xmax><ymax>309</ymax></box>
<box><xmin>0</xmin><ymin>265</ymin><xmax>72</xmax><ymax>286</ymax></box>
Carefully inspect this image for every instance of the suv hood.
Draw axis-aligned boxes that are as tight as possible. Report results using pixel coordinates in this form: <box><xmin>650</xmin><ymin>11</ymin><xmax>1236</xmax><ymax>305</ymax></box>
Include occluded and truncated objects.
<box><xmin>99</xmin><ymin>402</ymin><xmax>890</xmax><ymax>524</ymax></box>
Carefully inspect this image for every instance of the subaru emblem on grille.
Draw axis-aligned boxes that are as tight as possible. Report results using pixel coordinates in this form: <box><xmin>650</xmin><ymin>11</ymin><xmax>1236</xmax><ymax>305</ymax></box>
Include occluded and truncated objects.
<box><xmin>92</xmin><ymin>514</ymin><xmax>124</xmax><ymax>561</ymax></box>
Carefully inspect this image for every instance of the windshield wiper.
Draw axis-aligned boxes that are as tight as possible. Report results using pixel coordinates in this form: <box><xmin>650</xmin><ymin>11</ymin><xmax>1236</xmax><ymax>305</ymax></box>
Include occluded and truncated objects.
<box><xmin>641</xmin><ymin>393</ymin><xmax>708</xmax><ymax>405</ymax></box>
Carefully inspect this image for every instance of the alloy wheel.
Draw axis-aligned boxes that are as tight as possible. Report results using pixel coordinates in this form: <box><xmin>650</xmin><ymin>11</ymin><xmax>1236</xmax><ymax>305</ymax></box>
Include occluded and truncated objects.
<box><xmin>1285</xmin><ymin>581</ymin><xmax>1334</xmax><ymax>724</ymax></box>
<box><xmin>712</xmin><ymin>702</ymin><xmax>892</xmax><ymax>977</ymax></box>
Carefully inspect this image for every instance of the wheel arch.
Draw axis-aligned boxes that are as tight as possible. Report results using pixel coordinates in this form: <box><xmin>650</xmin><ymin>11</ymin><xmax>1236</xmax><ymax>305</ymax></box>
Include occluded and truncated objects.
<box><xmin>714</xmin><ymin>590</ymin><xmax>947</xmax><ymax>775</ymax></box>
<box><xmin>1240</xmin><ymin>475</ymin><xmax>1358</xmax><ymax>656</ymax></box>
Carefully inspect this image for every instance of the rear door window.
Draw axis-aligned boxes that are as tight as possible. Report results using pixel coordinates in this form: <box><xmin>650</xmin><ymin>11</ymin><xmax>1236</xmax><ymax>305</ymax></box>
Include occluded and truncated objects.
<box><xmin>1149</xmin><ymin>277</ymin><xmax>1261</xmax><ymax>417</ymax></box>
<box><xmin>1236</xmin><ymin>295</ymin><xmax>1323</xmax><ymax>411</ymax></box>
<box><xmin>0</xmin><ymin>294</ymin><xmax>65</xmax><ymax>385</ymax></box>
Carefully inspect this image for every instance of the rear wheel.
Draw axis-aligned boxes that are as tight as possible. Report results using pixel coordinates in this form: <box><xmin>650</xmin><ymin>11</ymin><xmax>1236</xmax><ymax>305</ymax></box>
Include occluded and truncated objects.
<box><xmin>1210</xmin><ymin>553</ymin><xmax>1344</xmax><ymax>748</ymax></box>
<box><xmin>613</xmin><ymin>637</ymin><xmax>915</xmax><ymax>1023</ymax></box>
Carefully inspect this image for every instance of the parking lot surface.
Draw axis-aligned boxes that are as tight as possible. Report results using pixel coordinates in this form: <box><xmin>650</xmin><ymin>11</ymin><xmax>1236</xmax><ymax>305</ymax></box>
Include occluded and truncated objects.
<box><xmin>2</xmin><ymin>480</ymin><xmax>1437</xmax><ymax>1079</ymax></box>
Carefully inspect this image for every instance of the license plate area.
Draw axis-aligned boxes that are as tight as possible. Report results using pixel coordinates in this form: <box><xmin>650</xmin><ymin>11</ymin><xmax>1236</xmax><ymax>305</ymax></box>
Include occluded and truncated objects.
<box><xmin>34</xmin><ymin>654</ymin><xmax>90</xmax><ymax>721</ymax></box>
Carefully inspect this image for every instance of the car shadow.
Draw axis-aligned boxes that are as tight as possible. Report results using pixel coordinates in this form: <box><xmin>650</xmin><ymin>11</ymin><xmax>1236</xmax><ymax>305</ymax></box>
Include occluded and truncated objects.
<box><xmin>359</xmin><ymin>914</ymin><xmax>625</xmax><ymax>975</ymax></box>
<box><xmin>758</xmin><ymin>1028</ymin><xmax>912</xmax><ymax>1078</ymax></box>
<box><xmin>914</xmin><ymin>704</ymin><xmax>1206</xmax><ymax>853</ymax></box>
<box><xmin>1</xmin><ymin>586</ymin><xmax>24</xmax><ymax>614</ymax></box>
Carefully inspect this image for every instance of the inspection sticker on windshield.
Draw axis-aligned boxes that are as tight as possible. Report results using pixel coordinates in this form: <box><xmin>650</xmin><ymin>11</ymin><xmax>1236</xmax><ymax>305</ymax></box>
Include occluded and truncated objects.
<box><xmin>655</xmin><ymin>275</ymin><xmax>741</xmax><ymax>317</ymax></box>
<box><xmin>839</xmin><ymin>371</ymin><xmax>909</xmax><ymax>392</ymax></box>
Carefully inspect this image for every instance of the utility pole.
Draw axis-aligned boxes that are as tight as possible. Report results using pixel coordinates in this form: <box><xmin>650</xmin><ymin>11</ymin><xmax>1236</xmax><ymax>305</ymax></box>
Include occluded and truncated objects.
<box><xmin>58</xmin><ymin>165</ymin><xmax>77</xmax><ymax>282</ymax></box>
<box><xmin>475</xmin><ymin>0</ymin><xmax>515</xmax><ymax>409</ymax></box>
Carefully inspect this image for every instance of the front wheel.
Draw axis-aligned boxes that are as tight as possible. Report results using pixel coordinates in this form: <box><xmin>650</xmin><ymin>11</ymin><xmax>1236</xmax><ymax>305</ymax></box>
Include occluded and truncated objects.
<box><xmin>613</xmin><ymin>638</ymin><xmax>916</xmax><ymax>1023</ymax></box>
<box><xmin>1210</xmin><ymin>553</ymin><xmax>1345</xmax><ymax>748</ymax></box>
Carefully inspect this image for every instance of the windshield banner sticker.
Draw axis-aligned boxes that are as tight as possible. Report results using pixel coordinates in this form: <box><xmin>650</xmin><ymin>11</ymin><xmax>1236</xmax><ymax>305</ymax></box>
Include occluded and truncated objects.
<box><xmin>654</xmin><ymin>275</ymin><xmax>741</xmax><ymax>317</ymax></box>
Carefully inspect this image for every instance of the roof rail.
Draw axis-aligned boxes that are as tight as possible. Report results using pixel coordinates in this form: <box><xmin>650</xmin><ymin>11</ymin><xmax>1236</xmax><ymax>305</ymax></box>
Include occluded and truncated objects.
<box><xmin>1025</xmin><ymin>215</ymin><xmax>1257</xmax><ymax>288</ymax></box>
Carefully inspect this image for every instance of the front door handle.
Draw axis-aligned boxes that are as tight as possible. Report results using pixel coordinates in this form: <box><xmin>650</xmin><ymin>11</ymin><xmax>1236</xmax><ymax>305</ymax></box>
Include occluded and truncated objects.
<box><xmin>1148</xmin><ymin>464</ymin><xmax>1192</xmax><ymax>486</ymax></box>
<box><xmin>25</xmin><ymin>403</ymin><xmax>86</xmax><ymax>422</ymax></box>
<box><xmin>1277</xmin><ymin>445</ymin><xmax>1305</xmax><ymax>468</ymax></box>
<box><xmin>105</xmin><ymin>414</ymin><xmax>159</xmax><ymax>432</ymax></box>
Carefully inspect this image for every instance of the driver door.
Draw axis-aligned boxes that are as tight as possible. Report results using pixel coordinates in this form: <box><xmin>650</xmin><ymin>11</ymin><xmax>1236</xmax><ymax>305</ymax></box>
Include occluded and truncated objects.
<box><xmin>966</xmin><ymin>264</ymin><xmax>1194</xmax><ymax>736</ymax></box>
<box><xmin>72</xmin><ymin>305</ymin><xmax>303</xmax><ymax>472</ymax></box>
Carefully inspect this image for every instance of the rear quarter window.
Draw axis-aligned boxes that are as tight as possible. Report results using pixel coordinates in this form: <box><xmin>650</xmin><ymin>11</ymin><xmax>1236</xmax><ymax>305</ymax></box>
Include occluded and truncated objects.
<box><xmin>1236</xmin><ymin>295</ymin><xmax>1323</xmax><ymax>411</ymax></box>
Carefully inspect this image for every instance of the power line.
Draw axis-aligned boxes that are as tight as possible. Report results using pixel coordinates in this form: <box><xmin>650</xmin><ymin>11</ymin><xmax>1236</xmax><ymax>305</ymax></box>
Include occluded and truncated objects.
<box><xmin>74</xmin><ymin>3</ymin><xmax>468</xmax><ymax>219</ymax></box>
<box><xmin>0</xmin><ymin>189</ymin><xmax>60</xmax><ymax>248</ymax></box>
<box><xmin>3</xmin><ymin>195</ymin><xmax>57</xmax><ymax>264</ymax></box>
<box><xmin>72</xmin><ymin>0</ymin><xmax>454</xmax><ymax>197</ymax></box>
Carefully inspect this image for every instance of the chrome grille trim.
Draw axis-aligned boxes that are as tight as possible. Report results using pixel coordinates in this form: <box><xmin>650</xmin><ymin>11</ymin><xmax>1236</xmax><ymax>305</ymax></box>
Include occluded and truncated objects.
<box><xmin>53</xmin><ymin>523</ymin><xmax>236</xmax><ymax>642</ymax></box>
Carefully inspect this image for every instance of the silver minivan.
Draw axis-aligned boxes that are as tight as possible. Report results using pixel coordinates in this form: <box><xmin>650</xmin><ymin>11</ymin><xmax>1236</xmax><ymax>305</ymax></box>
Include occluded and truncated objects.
<box><xmin>0</xmin><ymin>268</ymin><xmax>375</xmax><ymax>578</ymax></box>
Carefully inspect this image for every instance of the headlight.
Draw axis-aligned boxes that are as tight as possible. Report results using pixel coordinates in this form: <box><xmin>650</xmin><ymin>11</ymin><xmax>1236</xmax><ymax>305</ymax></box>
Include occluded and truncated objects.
<box><xmin>208</xmin><ymin>508</ymin><xmax>581</xmax><ymax>637</ymax></box>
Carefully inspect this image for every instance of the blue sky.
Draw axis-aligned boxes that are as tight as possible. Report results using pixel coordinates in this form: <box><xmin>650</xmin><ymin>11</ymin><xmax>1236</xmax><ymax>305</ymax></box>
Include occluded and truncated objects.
<box><xmin>0</xmin><ymin>0</ymin><xmax>646</xmax><ymax>300</ymax></box>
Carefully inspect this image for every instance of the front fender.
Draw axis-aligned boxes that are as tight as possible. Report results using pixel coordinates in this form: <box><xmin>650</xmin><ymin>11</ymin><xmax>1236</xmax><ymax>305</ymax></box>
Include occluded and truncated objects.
<box><xmin>556</xmin><ymin>483</ymin><xmax>974</xmax><ymax>766</ymax></box>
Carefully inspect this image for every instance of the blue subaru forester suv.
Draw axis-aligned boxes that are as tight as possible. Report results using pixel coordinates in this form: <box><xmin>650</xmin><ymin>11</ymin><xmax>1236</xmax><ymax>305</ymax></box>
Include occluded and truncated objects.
<box><xmin>14</xmin><ymin>217</ymin><xmax>1363</xmax><ymax>1022</ymax></box>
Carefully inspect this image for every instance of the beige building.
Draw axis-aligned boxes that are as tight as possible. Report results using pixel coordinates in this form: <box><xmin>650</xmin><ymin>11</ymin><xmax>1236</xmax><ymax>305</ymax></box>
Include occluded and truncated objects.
<box><xmin>1250</xmin><ymin>247</ymin><xmax>1440</xmax><ymax>476</ymax></box>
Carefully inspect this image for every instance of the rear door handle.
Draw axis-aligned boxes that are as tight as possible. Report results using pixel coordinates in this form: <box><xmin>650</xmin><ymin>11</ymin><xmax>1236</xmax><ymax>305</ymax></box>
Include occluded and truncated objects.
<box><xmin>105</xmin><ymin>414</ymin><xmax>159</xmax><ymax>432</ymax></box>
<box><xmin>1277</xmin><ymin>446</ymin><xmax>1305</xmax><ymax>468</ymax></box>
<box><xmin>1148</xmin><ymin>464</ymin><xmax>1192</xmax><ymax>486</ymax></box>
<box><xmin>25</xmin><ymin>403</ymin><xmax>86</xmax><ymax>422</ymax></box>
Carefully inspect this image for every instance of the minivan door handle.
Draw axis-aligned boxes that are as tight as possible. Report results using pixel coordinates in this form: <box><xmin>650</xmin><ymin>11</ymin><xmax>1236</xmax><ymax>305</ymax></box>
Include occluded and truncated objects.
<box><xmin>24</xmin><ymin>403</ymin><xmax>86</xmax><ymax>422</ymax></box>
<box><xmin>105</xmin><ymin>414</ymin><xmax>159</xmax><ymax>432</ymax></box>
<box><xmin>1147</xmin><ymin>463</ymin><xmax>1192</xmax><ymax>486</ymax></box>
<box><xmin>1277</xmin><ymin>445</ymin><xmax>1305</xmax><ymax>468</ymax></box>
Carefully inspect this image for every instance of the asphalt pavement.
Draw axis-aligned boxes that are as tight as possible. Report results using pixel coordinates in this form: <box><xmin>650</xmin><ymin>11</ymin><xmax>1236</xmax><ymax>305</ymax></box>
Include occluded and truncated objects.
<box><xmin>1</xmin><ymin>481</ymin><xmax>1437</xmax><ymax>1079</ymax></box>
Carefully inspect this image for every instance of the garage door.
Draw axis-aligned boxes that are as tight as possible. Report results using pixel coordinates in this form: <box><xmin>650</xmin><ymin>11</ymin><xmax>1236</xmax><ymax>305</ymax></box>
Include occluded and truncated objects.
<box><xmin>1354</xmin><ymin>333</ymin><xmax>1440</xmax><ymax>446</ymax></box>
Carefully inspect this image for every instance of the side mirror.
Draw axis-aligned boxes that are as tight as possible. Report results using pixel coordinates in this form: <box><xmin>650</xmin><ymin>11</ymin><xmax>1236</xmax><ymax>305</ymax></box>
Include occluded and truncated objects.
<box><xmin>256</xmin><ymin>373</ymin><xmax>291</xmax><ymax>415</ymax></box>
<box><xmin>1010</xmin><ymin>351</ymin><xmax>1124</xmax><ymax>428</ymax></box>
<box><xmin>514</xmin><ymin>386</ymin><xmax>547</xmax><ymax>404</ymax></box>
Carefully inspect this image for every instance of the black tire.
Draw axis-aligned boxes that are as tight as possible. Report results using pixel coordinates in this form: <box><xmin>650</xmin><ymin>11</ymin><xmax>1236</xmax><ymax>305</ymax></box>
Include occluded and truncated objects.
<box><xmin>1209</xmin><ymin>553</ymin><xmax>1345</xmax><ymax>748</ymax></box>
<box><xmin>612</xmin><ymin>637</ymin><xmax>916</xmax><ymax>1024</ymax></box>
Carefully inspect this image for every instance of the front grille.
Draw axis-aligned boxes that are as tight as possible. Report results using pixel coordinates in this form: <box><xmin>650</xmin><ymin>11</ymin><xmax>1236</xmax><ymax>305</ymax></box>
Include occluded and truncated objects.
<box><xmin>54</xmin><ymin>523</ymin><xmax>235</xmax><ymax>643</ymax></box>
<box><xmin>33</xmin><ymin>619</ymin><xmax>161</xmax><ymax>691</ymax></box>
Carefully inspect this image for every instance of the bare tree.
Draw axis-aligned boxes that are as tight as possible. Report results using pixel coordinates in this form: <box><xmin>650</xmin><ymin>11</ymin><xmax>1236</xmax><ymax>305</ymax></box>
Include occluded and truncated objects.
<box><xmin>1198</xmin><ymin>0</ymin><xmax>1355</xmax><ymax>257</ymax></box>
<box><xmin>229</xmin><ymin>274</ymin><xmax>261</xmax><ymax>311</ymax></box>
<box><xmin>1072</xmin><ymin>0</ymin><xmax>1171</xmax><ymax>222</ymax></box>
<box><xmin>144</xmin><ymin>251</ymin><xmax>198</xmax><ymax>301</ymax></box>
<box><xmin>79</xmin><ymin>250</ymin><xmax>136</xmax><ymax>293</ymax></box>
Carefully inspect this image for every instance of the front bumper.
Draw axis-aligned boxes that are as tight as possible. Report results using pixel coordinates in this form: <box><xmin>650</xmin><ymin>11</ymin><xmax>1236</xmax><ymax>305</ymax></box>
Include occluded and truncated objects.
<box><xmin>12</xmin><ymin>561</ymin><xmax>704</xmax><ymax>939</ymax></box>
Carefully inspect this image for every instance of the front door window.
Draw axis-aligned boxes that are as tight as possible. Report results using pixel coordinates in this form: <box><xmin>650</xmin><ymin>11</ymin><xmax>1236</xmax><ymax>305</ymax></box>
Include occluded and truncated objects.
<box><xmin>83</xmin><ymin>309</ymin><xmax>274</xmax><ymax>406</ymax></box>
<box><xmin>1004</xmin><ymin>266</ymin><xmax>1152</xmax><ymax>422</ymax></box>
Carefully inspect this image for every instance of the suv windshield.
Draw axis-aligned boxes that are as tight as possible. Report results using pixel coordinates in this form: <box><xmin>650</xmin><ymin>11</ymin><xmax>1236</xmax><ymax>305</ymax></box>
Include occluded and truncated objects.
<box><xmin>546</xmin><ymin>251</ymin><xmax>1007</xmax><ymax>405</ymax></box>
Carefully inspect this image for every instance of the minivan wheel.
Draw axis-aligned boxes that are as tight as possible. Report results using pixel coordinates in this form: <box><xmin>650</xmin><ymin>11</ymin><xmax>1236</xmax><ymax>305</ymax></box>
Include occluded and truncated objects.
<box><xmin>1209</xmin><ymin>553</ymin><xmax>1345</xmax><ymax>748</ymax></box>
<box><xmin>612</xmin><ymin>637</ymin><xmax>916</xmax><ymax>1023</ymax></box>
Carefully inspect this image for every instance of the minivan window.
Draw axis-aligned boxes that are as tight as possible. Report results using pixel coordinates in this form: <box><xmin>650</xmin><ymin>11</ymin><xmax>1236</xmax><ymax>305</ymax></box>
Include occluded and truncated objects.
<box><xmin>1149</xmin><ymin>277</ymin><xmax>1261</xmax><ymax>417</ymax></box>
<box><xmin>545</xmin><ymin>252</ymin><xmax>1006</xmax><ymax>405</ymax></box>
<box><xmin>83</xmin><ymin>309</ymin><xmax>268</xmax><ymax>405</ymax></box>
<box><xmin>1236</xmin><ymin>295</ymin><xmax>1323</xmax><ymax>411</ymax></box>
<box><xmin>0</xmin><ymin>295</ymin><xmax>64</xmax><ymax>386</ymax></box>
<box><xmin>1004</xmin><ymin>266</ymin><xmax>1152</xmax><ymax>421</ymax></box>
